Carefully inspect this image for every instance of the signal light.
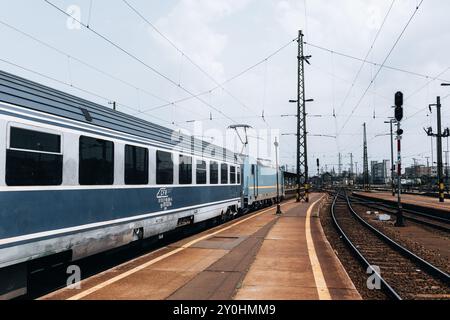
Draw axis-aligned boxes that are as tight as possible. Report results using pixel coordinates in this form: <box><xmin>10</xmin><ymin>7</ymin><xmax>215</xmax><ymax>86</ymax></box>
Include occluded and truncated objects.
<box><xmin>397</xmin><ymin>129</ymin><xmax>404</xmax><ymax>136</ymax></box>
<box><xmin>395</xmin><ymin>106</ymin><xmax>403</xmax><ymax>122</ymax></box>
<box><xmin>395</xmin><ymin>92</ymin><xmax>403</xmax><ymax>107</ymax></box>
<box><xmin>394</xmin><ymin>91</ymin><xmax>404</xmax><ymax>122</ymax></box>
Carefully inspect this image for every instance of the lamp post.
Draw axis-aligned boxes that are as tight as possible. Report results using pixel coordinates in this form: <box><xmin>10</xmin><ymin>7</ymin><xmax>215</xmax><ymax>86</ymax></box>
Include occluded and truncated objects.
<box><xmin>274</xmin><ymin>137</ymin><xmax>282</xmax><ymax>215</ymax></box>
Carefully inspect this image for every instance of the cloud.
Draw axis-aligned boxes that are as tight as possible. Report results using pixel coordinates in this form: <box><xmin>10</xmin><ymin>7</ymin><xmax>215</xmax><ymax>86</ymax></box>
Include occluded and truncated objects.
<box><xmin>151</xmin><ymin>0</ymin><xmax>254</xmax><ymax>84</ymax></box>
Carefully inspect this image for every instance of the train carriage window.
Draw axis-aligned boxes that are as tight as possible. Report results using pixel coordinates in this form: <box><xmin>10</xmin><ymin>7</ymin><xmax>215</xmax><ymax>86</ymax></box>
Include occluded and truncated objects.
<box><xmin>156</xmin><ymin>151</ymin><xmax>173</xmax><ymax>185</ymax></box>
<box><xmin>230</xmin><ymin>166</ymin><xmax>236</xmax><ymax>184</ymax></box>
<box><xmin>79</xmin><ymin>136</ymin><xmax>114</xmax><ymax>185</ymax></box>
<box><xmin>179</xmin><ymin>155</ymin><xmax>192</xmax><ymax>185</ymax></box>
<box><xmin>221</xmin><ymin>164</ymin><xmax>228</xmax><ymax>184</ymax></box>
<box><xmin>125</xmin><ymin>145</ymin><xmax>148</xmax><ymax>185</ymax></box>
<box><xmin>10</xmin><ymin>127</ymin><xmax>61</xmax><ymax>153</ymax></box>
<box><xmin>210</xmin><ymin>161</ymin><xmax>218</xmax><ymax>184</ymax></box>
<box><xmin>196</xmin><ymin>160</ymin><xmax>207</xmax><ymax>184</ymax></box>
<box><xmin>6</xmin><ymin>127</ymin><xmax>62</xmax><ymax>186</ymax></box>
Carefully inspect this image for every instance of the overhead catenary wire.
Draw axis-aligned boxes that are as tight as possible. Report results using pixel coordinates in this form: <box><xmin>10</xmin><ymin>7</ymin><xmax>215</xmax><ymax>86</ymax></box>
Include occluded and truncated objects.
<box><xmin>342</xmin><ymin>66</ymin><xmax>450</xmax><ymax>151</ymax></box>
<box><xmin>304</xmin><ymin>42</ymin><xmax>449</xmax><ymax>85</ymax></box>
<box><xmin>87</xmin><ymin>0</ymin><xmax>94</xmax><ymax>28</ymax></box>
<box><xmin>5</xmin><ymin>3</ymin><xmax>300</xmax><ymax>159</ymax></box>
<box><xmin>336</xmin><ymin>0</ymin><xmax>425</xmax><ymax>136</ymax></box>
<box><xmin>0</xmin><ymin>18</ymin><xmax>211</xmax><ymax>125</ymax></box>
<box><xmin>311</xmin><ymin>49</ymin><xmax>449</xmax><ymax>150</ymax></box>
<box><xmin>335</xmin><ymin>0</ymin><xmax>396</xmax><ymax>117</ymax></box>
<box><xmin>357</xmin><ymin>66</ymin><xmax>450</xmax><ymax>146</ymax></box>
<box><xmin>121</xmin><ymin>0</ymin><xmax>263</xmax><ymax>121</ymax></box>
<box><xmin>50</xmin><ymin>0</ymin><xmax>301</xmax><ymax>158</ymax></box>
<box><xmin>0</xmin><ymin>19</ymin><xmax>169</xmax><ymax>104</ymax></box>
<box><xmin>0</xmin><ymin>57</ymin><xmax>191</xmax><ymax>131</ymax></box>
<box><xmin>44</xmin><ymin>0</ymin><xmax>239</xmax><ymax>126</ymax></box>
<box><xmin>399</xmin><ymin>67</ymin><xmax>450</xmax><ymax>122</ymax></box>
<box><xmin>134</xmin><ymin>37</ymin><xmax>299</xmax><ymax>116</ymax></box>
<box><xmin>123</xmin><ymin>0</ymin><xmax>283</xmax><ymax>130</ymax></box>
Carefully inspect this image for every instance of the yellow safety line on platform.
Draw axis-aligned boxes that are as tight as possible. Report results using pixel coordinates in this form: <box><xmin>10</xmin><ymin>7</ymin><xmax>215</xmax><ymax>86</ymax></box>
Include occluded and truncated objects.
<box><xmin>66</xmin><ymin>201</ymin><xmax>295</xmax><ymax>300</ymax></box>
<box><xmin>305</xmin><ymin>195</ymin><xmax>331</xmax><ymax>300</ymax></box>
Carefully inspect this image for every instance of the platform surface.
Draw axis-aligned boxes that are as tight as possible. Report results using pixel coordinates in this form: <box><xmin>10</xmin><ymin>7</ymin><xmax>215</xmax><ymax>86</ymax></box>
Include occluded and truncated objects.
<box><xmin>41</xmin><ymin>194</ymin><xmax>360</xmax><ymax>300</ymax></box>
<box><xmin>354</xmin><ymin>191</ymin><xmax>450</xmax><ymax>212</ymax></box>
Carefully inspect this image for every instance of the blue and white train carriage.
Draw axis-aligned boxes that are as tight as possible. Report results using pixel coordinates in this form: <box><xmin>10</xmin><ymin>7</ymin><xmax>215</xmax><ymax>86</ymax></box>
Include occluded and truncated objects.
<box><xmin>0</xmin><ymin>71</ymin><xmax>242</xmax><ymax>299</ymax></box>
<box><xmin>242</xmin><ymin>157</ymin><xmax>285</xmax><ymax>209</ymax></box>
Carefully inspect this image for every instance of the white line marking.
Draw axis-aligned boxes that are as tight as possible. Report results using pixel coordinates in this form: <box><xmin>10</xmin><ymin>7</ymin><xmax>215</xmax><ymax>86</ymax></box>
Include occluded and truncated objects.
<box><xmin>66</xmin><ymin>201</ymin><xmax>294</xmax><ymax>300</ymax></box>
<box><xmin>305</xmin><ymin>195</ymin><xmax>331</xmax><ymax>300</ymax></box>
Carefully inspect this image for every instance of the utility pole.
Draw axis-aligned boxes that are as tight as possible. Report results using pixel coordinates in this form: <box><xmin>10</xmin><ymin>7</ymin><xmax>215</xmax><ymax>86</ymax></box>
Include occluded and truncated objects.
<box><xmin>363</xmin><ymin>123</ymin><xmax>370</xmax><ymax>192</ymax></box>
<box><xmin>293</xmin><ymin>30</ymin><xmax>311</xmax><ymax>203</ymax></box>
<box><xmin>425</xmin><ymin>96</ymin><xmax>450</xmax><ymax>202</ymax></box>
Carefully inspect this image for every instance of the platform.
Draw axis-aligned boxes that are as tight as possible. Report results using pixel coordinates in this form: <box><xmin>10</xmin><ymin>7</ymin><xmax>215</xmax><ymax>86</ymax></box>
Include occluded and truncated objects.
<box><xmin>353</xmin><ymin>191</ymin><xmax>450</xmax><ymax>214</ymax></box>
<box><xmin>41</xmin><ymin>194</ymin><xmax>361</xmax><ymax>300</ymax></box>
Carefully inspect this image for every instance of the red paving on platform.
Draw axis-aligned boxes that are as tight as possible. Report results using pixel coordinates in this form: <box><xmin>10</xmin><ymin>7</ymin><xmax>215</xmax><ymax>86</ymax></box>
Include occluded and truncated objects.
<box><xmin>41</xmin><ymin>194</ymin><xmax>361</xmax><ymax>301</ymax></box>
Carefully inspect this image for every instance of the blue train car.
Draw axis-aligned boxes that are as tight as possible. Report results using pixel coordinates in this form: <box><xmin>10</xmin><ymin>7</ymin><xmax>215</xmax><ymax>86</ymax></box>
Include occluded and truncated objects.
<box><xmin>0</xmin><ymin>71</ymin><xmax>242</xmax><ymax>299</ymax></box>
<box><xmin>242</xmin><ymin>157</ymin><xmax>284</xmax><ymax>209</ymax></box>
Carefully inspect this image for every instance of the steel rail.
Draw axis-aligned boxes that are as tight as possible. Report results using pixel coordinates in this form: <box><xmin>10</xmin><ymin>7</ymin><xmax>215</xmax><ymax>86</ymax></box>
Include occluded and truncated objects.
<box><xmin>351</xmin><ymin>193</ymin><xmax>450</xmax><ymax>224</ymax></box>
<box><xmin>348</xmin><ymin>195</ymin><xmax>450</xmax><ymax>233</ymax></box>
<box><xmin>330</xmin><ymin>193</ymin><xmax>402</xmax><ymax>300</ymax></box>
<box><xmin>342</xmin><ymin>193</ymin><xmax>450</xmax><ymax>284</ymax></box>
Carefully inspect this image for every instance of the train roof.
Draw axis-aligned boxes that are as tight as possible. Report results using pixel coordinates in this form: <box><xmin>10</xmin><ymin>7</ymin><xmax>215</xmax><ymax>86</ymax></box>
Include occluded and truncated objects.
<box><xmin>0</xmin><ymin>70</ymin><xmax>237</xmax><ymax>163</ymax></box>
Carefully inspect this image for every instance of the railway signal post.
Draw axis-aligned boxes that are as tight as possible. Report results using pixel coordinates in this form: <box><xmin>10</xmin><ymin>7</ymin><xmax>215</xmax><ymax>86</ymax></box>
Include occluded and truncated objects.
<box><xmin>394</xmin><ymin>92</ymin><xmax>405</xmax><ymax>227</ymax></box>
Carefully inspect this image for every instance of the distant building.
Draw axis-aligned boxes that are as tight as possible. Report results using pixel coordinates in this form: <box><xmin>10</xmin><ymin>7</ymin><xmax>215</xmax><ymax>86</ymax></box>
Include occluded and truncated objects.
<box><xmin>405</xmin><ymin>165</ymin><xmax>431</xmax><ymax>178</ymax></box>
<box><xmin>371</xmin><ymin>160</ymin><xmax>390</xmax><ymax>185</ymax></box>
<box><xmin>405</xmin><ymin>165</ymin><xmax>450</xmax><ymax>178</ymax></box>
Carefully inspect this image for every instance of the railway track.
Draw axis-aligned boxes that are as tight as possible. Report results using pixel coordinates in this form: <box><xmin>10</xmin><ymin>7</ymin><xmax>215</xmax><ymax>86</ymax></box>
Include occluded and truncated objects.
<box><xmin>331</xmin><ymin>191</ymin><xmax>450</xmax><ymax>300</ymax></box>
<box><xmin>349</xmin><ymin>195</ymin><xmax>450</xmax><ymax>233</ymax></box>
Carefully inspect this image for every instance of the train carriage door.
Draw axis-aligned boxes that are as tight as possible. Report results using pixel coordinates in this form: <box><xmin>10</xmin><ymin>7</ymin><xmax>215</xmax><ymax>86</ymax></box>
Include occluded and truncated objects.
<box><xmin>251</xmin><ymin>164</ymin><xmax>255</xmax><ymax>199</ymax></box>
<box><xmin>251</xmin><ymin>164</ymin><xmax>258</xmax><ymax>199</ymax></box>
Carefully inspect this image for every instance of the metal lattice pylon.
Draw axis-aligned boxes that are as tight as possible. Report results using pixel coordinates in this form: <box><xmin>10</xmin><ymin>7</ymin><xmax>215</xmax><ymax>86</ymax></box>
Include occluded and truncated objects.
<box><xmin>296</xmin><ymin>30</ymin><xmax>309</xmax><ymax>202</ymax></box>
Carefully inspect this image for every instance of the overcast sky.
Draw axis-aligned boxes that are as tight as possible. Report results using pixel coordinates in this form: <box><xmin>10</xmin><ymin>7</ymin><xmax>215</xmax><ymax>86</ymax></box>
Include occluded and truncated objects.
<box><xmin>1</xmin><ymin>0</ymin><xmax>449</xmax><ymax>174</ymax></box>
